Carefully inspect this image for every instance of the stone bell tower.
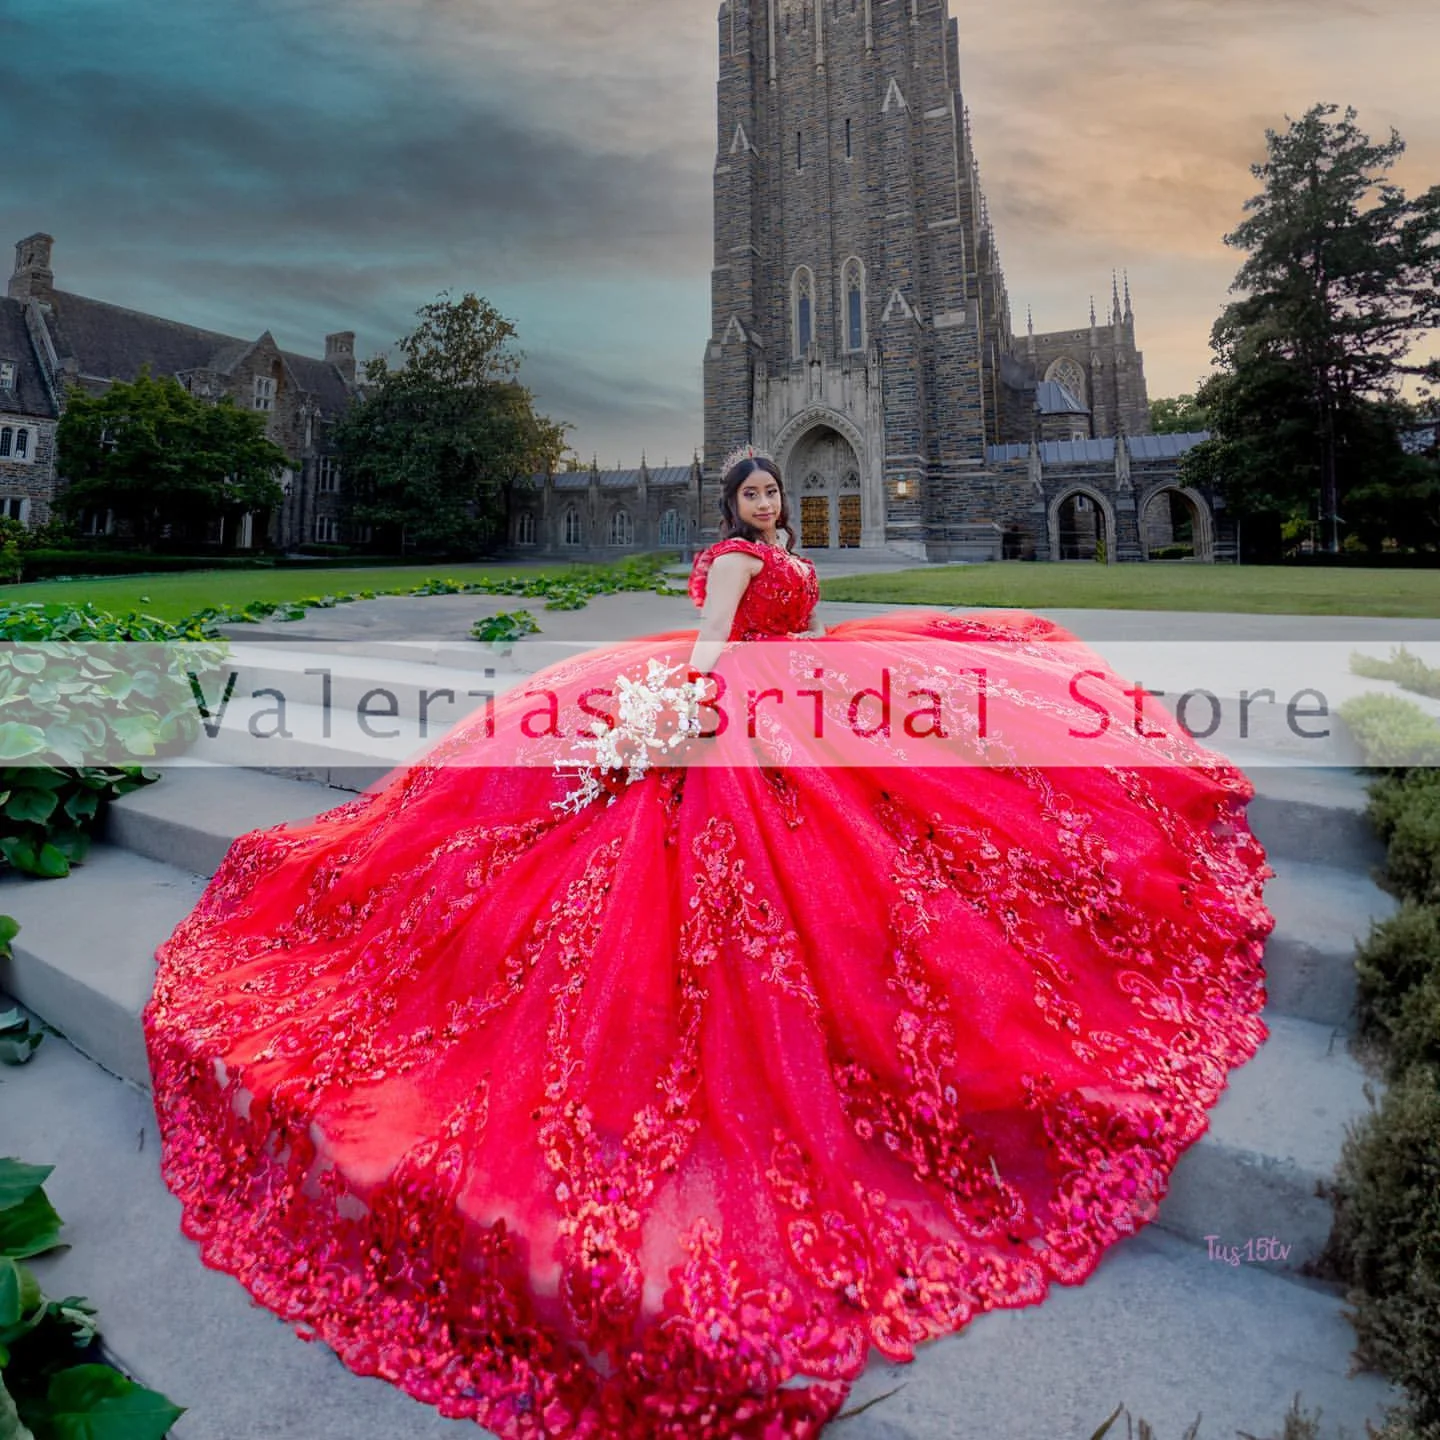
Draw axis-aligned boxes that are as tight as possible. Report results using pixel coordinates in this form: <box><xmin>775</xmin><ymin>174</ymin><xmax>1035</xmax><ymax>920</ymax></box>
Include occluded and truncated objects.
<box><xmin>701</xmin><ymin>0</ymin><xmax>1010</xmax><ymax>556</ymax></box>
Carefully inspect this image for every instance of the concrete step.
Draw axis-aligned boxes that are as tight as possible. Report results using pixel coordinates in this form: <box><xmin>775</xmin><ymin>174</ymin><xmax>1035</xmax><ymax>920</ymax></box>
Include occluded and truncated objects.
<box><xmin>0</xmin><ymin>839</ymin><xmax>1380</xmax><ymax>1276</ymax></box>
<box><xmin>1261</xmin><ymin>859</ymin><xmax>1396</xmax><ymax>1028</ymax></box>
<box><xmin>106</xmin><ymin>767</ymin><xmax>1382</xmax><ymax>1030</ymax></box>
<box><xmin>175</xmin><ymin>699</ymin><xmax>457</xmax><ymax>792</ymax></box>
<box><xmin>0</xmin><ymin>847</ymin><xmax>207</xmax><ymax>1085</ymax></box>
<box><xmin>1</xmin><ymin>1036</ymin><xmax>1400</xmax><ymax>1440</ymax></box>
<box><xmin>1244</xmin><ymin>763</ymin><xmax>1385</xmax><ymax>872</ymax></box>
<box><xmin>217</xmin><ymin>641</ymin><xmax>528</xmax><ymax>718</ymax></box>
<box><xmin>104</xmin><ymin>766</ymin><xmax>351</xmax><ymax>879</ymax></box>
<box><xmin>1153</xmin><ymin>1011</ymin><xmax>1374</xmax><ymax>1273</ymax></box>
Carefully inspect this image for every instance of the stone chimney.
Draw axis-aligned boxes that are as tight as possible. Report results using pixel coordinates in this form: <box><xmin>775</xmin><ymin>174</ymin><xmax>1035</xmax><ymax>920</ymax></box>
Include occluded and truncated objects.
<box><xmin>324</xmin><ymin>330</ymin><xmax>357</xmax><ymax>385</ymax></box>
<box><xmin>8</xmin><ymin>233</ymin><xmax>55</xmax><ymax>303</ymax></box>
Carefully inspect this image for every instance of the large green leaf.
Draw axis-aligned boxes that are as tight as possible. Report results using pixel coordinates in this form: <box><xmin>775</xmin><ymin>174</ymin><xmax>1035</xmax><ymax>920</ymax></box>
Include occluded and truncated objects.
<box><xmin>60</xmin><ymin>792</ymin><xmax>99</xmax><ymax>825</ymax></box>
<box><xmin>0</xmin><ymin>840</ymin><xmax>71</xmax><ymax>880</ymax></box>
<box><xmin>0</xmin><ymin>1186</ymin><xmax>63</xmax><ymax>1259</ymax></box>
<box><xmin>0</xmin><ymin>1162</ymin><xmax>51</xmax><ymax>1213</ymax></box>
<box><xmin>0</xmin><ymin>1257</ymin><xmax>43</xmax><ymax>1328</ymax></box>
<box><xmin>0</xmin><ymin>728</ymin><xmax>46</xmax><ymax>763</ymax></box>
<box><xmin>38</xmin><ymin>832</ymin><xmax>87</xmax><ymax>868</ymax></box>
<box><xmin>20</xmin><ymin>1365</ymin><xmax>184</xmax><ymax>1440</ymax></box>
<box><xmin>5</xmin><ymin>654</ymin><xmax>46</xmax><ymax>677</ymax></box>
<box><xmin>0</xmin><ymin>915</ymin><xmax>18</xmax><ymax>950</ymax></box>
<box><xmin>3</xmin><ymin>790</ymin><xmax>58</xmax><ymax>826</ymax></box>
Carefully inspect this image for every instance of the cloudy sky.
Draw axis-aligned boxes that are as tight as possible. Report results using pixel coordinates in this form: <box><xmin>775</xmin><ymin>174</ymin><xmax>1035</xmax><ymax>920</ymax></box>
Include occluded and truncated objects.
<box><xmin>2</xmin><ymin>0</ymin><xmax>1436</xmax><ymax>466</ymax></box>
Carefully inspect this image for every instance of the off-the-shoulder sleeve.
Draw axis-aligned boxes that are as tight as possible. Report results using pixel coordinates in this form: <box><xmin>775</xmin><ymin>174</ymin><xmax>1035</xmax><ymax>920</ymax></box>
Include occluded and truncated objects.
<box><xmin>688</xmin><ymin>538</ymin><xmax>771</xmax><ymax>609</ymax></box>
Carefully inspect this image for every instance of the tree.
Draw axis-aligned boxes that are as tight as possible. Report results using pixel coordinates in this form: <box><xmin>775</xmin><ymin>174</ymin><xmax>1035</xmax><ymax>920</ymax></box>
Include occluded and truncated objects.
<box><xmin>1187</xmin><ymin>104</ymin><xmax>1440</xmax><ymax>552</ymax></box>
<box><xmin>55</xmin><ymin>370</ymin><xmax>288</xmax><ymax>546</ymax></box>
<box><xmin>335</xmin><ymin>293</ymin><xmax>569</xmax><ymax>555</ymax></box>
<box><xmin>1149</xmin><ymin>394</ymin><xmax>1210</xmax><ymax>435</ymax></box>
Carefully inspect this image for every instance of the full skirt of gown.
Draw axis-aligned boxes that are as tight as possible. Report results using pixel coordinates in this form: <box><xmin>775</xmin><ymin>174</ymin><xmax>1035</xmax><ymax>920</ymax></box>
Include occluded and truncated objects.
<box><xmin>144</xmin><ymin>605</ymin><xmax>1273</xmax><ymax>1438</ymax></box>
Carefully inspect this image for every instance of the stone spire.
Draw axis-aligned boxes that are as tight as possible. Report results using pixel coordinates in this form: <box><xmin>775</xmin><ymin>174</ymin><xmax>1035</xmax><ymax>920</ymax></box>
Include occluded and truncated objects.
<box><xmin>1123</xmin><ymin>270</ymin><xmax>1134</xmax><ymax>325</ymax></box>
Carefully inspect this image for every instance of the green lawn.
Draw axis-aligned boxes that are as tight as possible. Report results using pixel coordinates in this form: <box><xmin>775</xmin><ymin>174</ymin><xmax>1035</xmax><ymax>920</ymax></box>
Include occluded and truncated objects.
<box><xmin>11</xmin><ymin>557</ymin><xmax>1440</xmax><ymax>621</ymax></box>
<box><xmin>822</xmin><ymin>563</ymin><xmax>1440</xmax><ymax>618</ymax></box>
<box><xmin>0</xmin><ymin>563</ymin><xmax>572</xmax><ymax>621</ymax></box>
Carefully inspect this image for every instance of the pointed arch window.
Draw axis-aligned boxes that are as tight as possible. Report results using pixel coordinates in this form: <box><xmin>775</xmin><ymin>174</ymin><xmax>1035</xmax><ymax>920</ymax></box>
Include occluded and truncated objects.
<box><xmin>1045</xmin><ymin>355</ymin><xmax>1088</xmax><ymax>409</ymax></box>
<box><xmin>562</xmin><ymin>506</ymin><xmax>584</xmax><ymax>547</ymax></box>
<box><xmin>842</xmin><ymin>258</ymin><xmax>867</xmax><ymax>352</ymax></box>
<box><xmin>792</xmin><ymin>267</ymin><xmax>816</xmax><ymax>359</ymax></box>
<box><xmin>658</xmin><ymin>509</ymin><xmax>689</xmax><ymax>546</ymax></box>
<box><xmin>515</xmin><ymin>511</ymin><xmax>537</xmax><ymax>546</ymax></box>
<box><xmin>608</xmin><ymin>509</ymin><xmax>634</xmax><ymax>547</ymax></box>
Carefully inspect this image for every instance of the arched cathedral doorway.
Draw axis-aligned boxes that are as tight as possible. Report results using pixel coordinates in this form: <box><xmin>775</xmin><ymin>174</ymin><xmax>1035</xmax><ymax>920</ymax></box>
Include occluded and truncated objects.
<box><xmin>1140</xmin><ymin>485</ymin><xmax>1215</xmax><ymax>562</ymax></box>
<box><xmin>1050</xmin><ymin>487</ymin><xmax>1116</xmax><ymax>563</ymax></box>
<box><xmin>786</xmin><ymin>425</ymin><xmax>864</xmax><ymax>550</ymax></box>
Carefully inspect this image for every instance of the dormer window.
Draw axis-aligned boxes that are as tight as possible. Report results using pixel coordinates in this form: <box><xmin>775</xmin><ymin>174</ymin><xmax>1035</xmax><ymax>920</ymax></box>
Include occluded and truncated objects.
<box><xmin>0</xmin><ymin>361</ymin><xmax>15</xmax><ymax>390</ymax></box>
<box><xmin>253</xmin><ymin>376</ymin><xmax>276</xmax><ymax>411</ymax></box>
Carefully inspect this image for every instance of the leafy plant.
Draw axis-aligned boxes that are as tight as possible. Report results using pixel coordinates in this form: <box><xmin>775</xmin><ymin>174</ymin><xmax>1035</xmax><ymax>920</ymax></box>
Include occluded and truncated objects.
<box><xmin>0</xmin><ymin>604</ymin><xmax>228</xmax><ymax>878</ymax></box>
<box><xmin>0</xmin><ymin>918</ymin><xmax>44</xmax><ymax>1066</ymax></box>
<box><xmin>0</xmin><ymin>1159</ymin><xmax>184</xmax><ymax>1439</ymax></box>
<box><xmin>470</xmin><ymin>610</ymin><xmax>542</xmax><ymax>646</ymax></box>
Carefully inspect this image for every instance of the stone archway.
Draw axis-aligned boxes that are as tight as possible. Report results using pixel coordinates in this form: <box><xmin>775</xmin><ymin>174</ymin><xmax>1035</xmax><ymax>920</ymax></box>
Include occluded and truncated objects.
<box><xmin>1048</xmin><ymin>486</ymin><xmax>1117</xmax><ymax>563</ymax></box>
<box><xmin>780</xmin><ymin>423</ymin><xmax>866</xmax><ymax>551</ymax></box>
<box><xmin>1139</xmin><ymin>484</ymin><xmax>1215</xmax><ymax>562</ymax></box>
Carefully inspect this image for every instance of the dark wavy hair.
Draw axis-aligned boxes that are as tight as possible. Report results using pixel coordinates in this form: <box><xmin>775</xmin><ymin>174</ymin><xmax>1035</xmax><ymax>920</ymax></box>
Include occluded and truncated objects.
<box><xmin>718</xmin><ymin>455</ymin><xmax>795</xmax><ymax>553</ymax></box>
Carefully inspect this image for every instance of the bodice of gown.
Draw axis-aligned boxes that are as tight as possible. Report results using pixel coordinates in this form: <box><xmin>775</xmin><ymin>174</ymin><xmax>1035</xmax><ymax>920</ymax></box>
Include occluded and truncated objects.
<box><xmin>688</xmin><ymin>537</ymin><xmax>821</xmax><ymax>640</ymax></box>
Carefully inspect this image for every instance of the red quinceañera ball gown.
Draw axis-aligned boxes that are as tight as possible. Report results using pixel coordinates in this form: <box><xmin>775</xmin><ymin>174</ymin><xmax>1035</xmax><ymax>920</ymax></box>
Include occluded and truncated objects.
<box><xmin>145</xmin><ymin>537</ymin><xmax>1274</xmax><ymax>1438</ymax></box>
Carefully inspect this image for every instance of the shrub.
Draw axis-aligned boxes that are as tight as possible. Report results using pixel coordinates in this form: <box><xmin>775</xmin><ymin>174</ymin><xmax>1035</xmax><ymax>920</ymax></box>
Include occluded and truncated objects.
<box><xmin>1337</xmin><ymin>694</ymin><xmax>1440</xmax><ymax>768</ymax></box>
<box><xmin>1383</xmin><ymin>786</ymin><xmax>1440</xmax><ymax>905</ymax></box>
<box><xmin>1323</xmin><ymin>1066</ymin><xmax>1440</xmax><ymax>1437</ymax></box>
<box><xmin>1352</xmin><ymin>646</ymin><xmax>1440</xmax><ymax>701</ymax></box>
<box><xmin>1367</xmin><ymin>770</ymin><xmax>1440</xmax><ymax>846</ymax></box>
<box><xmin>1355</xmin><ymin>903</ymin><xmax>1440</xmax><ymax>1079</ymax></box>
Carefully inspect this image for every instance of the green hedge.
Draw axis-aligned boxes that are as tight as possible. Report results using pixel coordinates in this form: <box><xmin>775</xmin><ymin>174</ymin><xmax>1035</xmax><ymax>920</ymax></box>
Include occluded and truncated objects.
<box><xmin>16</xmin><ymin>550</ymin><xmax>276</xmax><ymax>581</ymax></box>
<box><xmin>1318</xmin><ymin>767</ymin><xmax>1440</xmax><ymax>1440</ymax></box>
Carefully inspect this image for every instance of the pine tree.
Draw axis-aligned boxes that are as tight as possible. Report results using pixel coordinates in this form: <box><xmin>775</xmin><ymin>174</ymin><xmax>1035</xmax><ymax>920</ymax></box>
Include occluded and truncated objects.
<box><xmin>1187</xmin><ymin>105</ymin><xmax>1440</xmax><ymax>553</ymax></box>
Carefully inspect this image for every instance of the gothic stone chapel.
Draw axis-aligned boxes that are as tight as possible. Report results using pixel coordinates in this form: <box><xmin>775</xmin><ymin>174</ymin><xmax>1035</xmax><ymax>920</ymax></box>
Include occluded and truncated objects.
<box><xmin>698</xmin><ymin>0</ymin><xmax>1227</xmax><ymax>563</ymax></box>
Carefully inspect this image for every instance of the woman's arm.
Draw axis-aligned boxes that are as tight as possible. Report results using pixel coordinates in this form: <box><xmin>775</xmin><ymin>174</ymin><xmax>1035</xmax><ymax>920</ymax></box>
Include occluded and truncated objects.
<box><xmin>686</xmin><ymin>552</ymin><xmax>760</xmax><ymax>676</ymax></box>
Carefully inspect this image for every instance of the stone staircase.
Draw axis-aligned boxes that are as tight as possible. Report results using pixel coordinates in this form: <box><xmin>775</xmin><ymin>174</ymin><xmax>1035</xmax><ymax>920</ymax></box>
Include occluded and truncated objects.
<box><xmin>0</xmin><ymin>631</ymin><xmax>1406</xmax><ymax>1439</ymax></box>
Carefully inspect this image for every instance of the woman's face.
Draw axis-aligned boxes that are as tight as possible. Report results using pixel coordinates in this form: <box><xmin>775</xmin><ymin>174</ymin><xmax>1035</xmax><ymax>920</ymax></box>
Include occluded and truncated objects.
<box><xmin>735</xmin><ymin>469</ymin><xmax>782</xmax><ymax>534</ymax></box>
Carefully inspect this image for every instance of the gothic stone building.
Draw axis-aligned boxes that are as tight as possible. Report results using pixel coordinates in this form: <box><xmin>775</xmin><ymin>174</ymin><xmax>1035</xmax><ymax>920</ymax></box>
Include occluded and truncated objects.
<box><xmin>696</xmin><ymin>0</ymin><xmax>1229</xmax><ymax>562</ymax></box>
<box><xmin>2</xmin><ymin>232</ymin><xmax>359</xmax><ymax>549</ymax></box>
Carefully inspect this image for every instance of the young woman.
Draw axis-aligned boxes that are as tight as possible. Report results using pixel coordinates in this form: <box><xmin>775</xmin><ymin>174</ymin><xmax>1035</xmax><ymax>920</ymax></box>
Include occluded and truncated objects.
<box><xmin>146</xmin><ymin>445</ymin><xmax>1272</xmax><ymax>1438</ymax></box>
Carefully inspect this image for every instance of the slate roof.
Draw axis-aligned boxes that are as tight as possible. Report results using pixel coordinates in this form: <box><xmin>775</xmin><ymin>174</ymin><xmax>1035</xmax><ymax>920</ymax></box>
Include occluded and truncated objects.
<box><xmin>986</xmin><ymin>431</ymin><xmax>1210</xmax><ymax>465</ymax></box>
<box><xmin>37</xmin><ymin>291</ymin><xmax>353</xmax><ymax>414</ymax></box>
<box><xmin>536</xmin><ymin>465</ymin><xmax>696</xmax><ymax>491</ymax></box>
<box><xmin>0</xmin><ymin>297</ymin><xmax>58</xmax><ymax>419</ymax></box>
<box><xmin>1034</xmin><ymin>380</ymin><xmax>1088</xmax><ymax>414</ymax></box>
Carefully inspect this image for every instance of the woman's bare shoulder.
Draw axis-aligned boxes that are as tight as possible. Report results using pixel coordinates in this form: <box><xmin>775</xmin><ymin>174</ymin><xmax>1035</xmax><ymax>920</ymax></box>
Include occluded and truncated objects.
<box><xmin>707</xmin><ymin>548</ymin><xmax>765</xmax><ymax>576</ymax></box>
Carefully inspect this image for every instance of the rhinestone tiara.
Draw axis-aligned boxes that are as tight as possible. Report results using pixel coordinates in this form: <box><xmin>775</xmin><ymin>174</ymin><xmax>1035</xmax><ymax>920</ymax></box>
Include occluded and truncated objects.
<box><xmin>720</xmin><ymin>442</ymin><xmax>775</xmax><ymax>477</ymax></box>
